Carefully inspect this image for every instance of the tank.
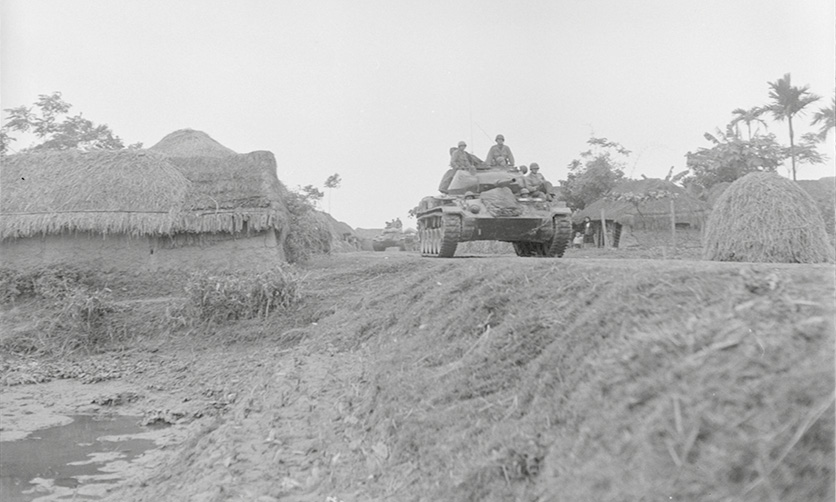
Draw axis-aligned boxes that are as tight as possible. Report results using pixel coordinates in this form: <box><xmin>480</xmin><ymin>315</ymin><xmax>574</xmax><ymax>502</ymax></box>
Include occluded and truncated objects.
<box><xmin>415</xmin><ymin>166</ymin><xmax>572</xmax><ymax>257</ymax></box>
<box><xmin>372</xmin><ymin>220</ymin><xmax>408</xmax><ymax>251</ymax></box>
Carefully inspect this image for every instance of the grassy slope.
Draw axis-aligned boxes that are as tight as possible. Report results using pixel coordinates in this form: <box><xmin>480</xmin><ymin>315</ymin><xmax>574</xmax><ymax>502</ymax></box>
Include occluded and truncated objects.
<box><xmin>27</xmin><ymin>253</ymin><xmax>832</xmax><ymax>501</ymax></box>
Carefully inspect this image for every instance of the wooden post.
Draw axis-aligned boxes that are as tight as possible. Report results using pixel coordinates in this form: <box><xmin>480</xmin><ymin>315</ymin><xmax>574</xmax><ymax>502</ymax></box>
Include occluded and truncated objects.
<box><xmin>600</xmin><ymin>209</ymin><xmax>609</xmax><ymax>248</ymax></box>
<box><xmin>670</xmin><ymin>198</ymin><xmax>676</xmax><ymax>250</ymax></box>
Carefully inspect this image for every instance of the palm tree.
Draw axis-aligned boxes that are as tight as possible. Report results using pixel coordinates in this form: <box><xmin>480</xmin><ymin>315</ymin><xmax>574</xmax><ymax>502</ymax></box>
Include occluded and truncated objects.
<box><xmin>811</xmin><ymin>96</ymin><xmax>835</xmax><ymax>142</ymax></box>
<box><xmin>764</xmin><ymin>73</ymin><xmax>821</xmax><ymax>180</ymax></box>
<box><xmin>730</xmin><ymin>106</ymin><xmax>767</xmax><ymax>140</ymax></box>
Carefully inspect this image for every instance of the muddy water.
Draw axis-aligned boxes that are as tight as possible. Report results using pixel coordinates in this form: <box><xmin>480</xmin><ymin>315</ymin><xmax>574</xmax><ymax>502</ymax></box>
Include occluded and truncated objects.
<box><xmin>0</xmin><ymin>415</ymin><xmax>160</xmax><ymax>502</ymax></box>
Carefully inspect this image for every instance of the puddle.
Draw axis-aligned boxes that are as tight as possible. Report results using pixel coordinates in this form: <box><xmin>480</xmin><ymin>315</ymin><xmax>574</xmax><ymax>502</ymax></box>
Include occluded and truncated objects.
<box><xmin>0</xmin><ymin>414</ymin><xmax>162</xmax><ymax>501</ymax></box>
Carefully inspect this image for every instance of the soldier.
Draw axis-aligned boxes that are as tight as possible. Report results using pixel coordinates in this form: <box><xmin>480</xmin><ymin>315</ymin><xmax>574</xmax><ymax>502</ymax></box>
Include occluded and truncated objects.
<box><xmin>440</xmin><ymin>141</ymin><xmax>476</xmax><ymax>193</ymax></box>
<box><xmin>450</xmin><ymin>141</ymin><xmax>476</xmax><ymax>173</ymax></box>
<box><xmin>526</xmin><ymin>163</ymin><xmax>555</xmax><ymax>199</ymax></box>
<box><xmin>485</xmin><ymin>134</ymin><xmax>515</xmax><ymax>168</ymax></box>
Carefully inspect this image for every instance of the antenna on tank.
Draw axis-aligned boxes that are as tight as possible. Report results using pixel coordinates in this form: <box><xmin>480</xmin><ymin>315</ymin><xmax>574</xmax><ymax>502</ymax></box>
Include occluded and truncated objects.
<box><xmin>469</xmin><ymin>86</ymin><xmax>474</xmax><ymax>153</ymax></box>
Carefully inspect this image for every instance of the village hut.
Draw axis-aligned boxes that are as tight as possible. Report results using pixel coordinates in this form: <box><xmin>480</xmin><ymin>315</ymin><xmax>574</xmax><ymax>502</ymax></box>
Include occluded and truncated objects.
<box><xmin>0</xmin><ymin>149</ymin><xmax>190</xmax><ymax>270</ymax></box>
<box><xmin>1</xmin><ymin>130</ymin><xmax>291</xmax><ymax>271</ymax></box>
<box><xmin>572</xmin><ymin>178</ymin><xmax>709</xmax><ymax>247</ymax></box>
<box><xmin>147</xmin><ymin>129</ymin><xmax>291</xmax><ymax>268</ymax></box>
<box><xmin>703</xmin><ymin>172</ymin><xmax>834</xmax><ymax>263</ymax></box>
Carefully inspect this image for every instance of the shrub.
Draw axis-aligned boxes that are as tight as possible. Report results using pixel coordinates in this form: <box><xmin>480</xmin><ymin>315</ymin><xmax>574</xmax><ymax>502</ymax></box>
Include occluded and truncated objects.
<box><xmin>0</xmin><ymin>265</ymin><xmax>98</xmax><ymax>304</ymax></box>
<box><xmin>184</xmin><ymin>265</ymin><xmax>304</xmax><ymax>323</ymax></box>
<box><xmin>703</xmin><ymin>172</ymin><xmax>834</xmax><ymax>263</ymax></box>
<box><xmin>283</xmin><ymin>190</ymin><xmax>332</xmax><ymax>263</ymax></box>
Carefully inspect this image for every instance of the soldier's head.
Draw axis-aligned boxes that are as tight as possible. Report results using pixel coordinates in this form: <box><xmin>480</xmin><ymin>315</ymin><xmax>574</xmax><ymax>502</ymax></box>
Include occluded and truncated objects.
<box><xmin>530</xmin><ymin>163</ymin><xmax>540</xmax><ymax>172</ymax></box>
<box><xmin>458</xmin><ymin>140</ymin><xmax>467</xmax><ymax>150</ymax></box>
<box><xmin>495</xmin><ymin>134</ymin><xmax>505</xmax><ymax>144</ymax></box>
<box><xmin>519</xmin><ymin>165</ymin><xmax>528</xmax><ymax>174</ymax></box>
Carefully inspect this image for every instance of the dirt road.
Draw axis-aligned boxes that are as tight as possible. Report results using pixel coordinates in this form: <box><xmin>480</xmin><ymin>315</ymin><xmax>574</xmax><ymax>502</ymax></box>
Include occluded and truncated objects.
<box><xmin>2</xmin><ymin>251</ymin><xmax>834</xmax><ymax>501</ymax></box>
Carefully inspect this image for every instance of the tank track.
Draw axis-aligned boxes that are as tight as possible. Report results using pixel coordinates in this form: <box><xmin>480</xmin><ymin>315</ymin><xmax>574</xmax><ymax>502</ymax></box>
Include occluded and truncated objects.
<box><xmin>419</xmin><ymin>213</ymin><xmax>460</xmax><ymax>258</ymax></box>
<box><xmin>548</xmin><ymin>216</ymin><xmax>572</xmax><ymax>257</ymax></box>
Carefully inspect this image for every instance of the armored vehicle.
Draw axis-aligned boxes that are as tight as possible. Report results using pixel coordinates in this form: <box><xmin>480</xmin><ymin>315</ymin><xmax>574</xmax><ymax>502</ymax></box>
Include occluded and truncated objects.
<box><xmin>415</xmin><ymin>167</ymin><xmax>572</xmax><ymax>257</ymax></box>
<box><xmin>372</xmin><ymin>218</ymin><xmax>412</xmax><ymax>251</ymax></box>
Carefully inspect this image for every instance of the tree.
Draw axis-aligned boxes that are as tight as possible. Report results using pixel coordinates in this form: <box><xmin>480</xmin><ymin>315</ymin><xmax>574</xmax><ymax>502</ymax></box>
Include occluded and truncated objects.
<box><xmin>558</xmin><ymin>137</ymin><xmax>628</xmax><ymax>210</ymax></box>
<box><xmin>684</xmin><ymin>125</ymin><xmax>784</xmax><ymax>191</ymax></box>
<box><xmin>299</xmin><ymin>184</ymin><xmax>324</xmax><ymax>207</ymax></box>
<box><xmin>730</xmin><ymin>106</ymin><xmax>767</xmax><ymax>140</ymax></box>
<box><xmin>324</xmin><ymin>173</ymin><xmax>342</xmax><ymax>214</ymax></box>
<box><xmin>811</xmin><ymin>96</ymin><xmax>835</xmax><ymax>142</ymax></box>
<box><xmin>764</xmin><ymin>74</ymin><xmax>821</xmax><ymax>180</ymax></box>
<box><xmin>1</xmin><ymin>92</ymin><xmax>128</xmax><ymax>153</ymax></box>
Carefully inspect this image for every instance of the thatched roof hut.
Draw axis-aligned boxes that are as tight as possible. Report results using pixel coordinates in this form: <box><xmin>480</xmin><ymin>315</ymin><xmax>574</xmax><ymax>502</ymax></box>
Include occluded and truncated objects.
<box><xmin>1</xmin><ymin>130</ymin><xmax>292</xmax><ymax>270</ymax></box>
<box><xmin>164</xmin><ymin>152</ymin><xmax>290</xmax><ymax>236</ymax></box>
<box><xmin>1</xmin><ymin>149</ymin><xmax>190</xmax><ymax>240</ymax></box>
<box><xmin>149</xmin><ymin>128</ymin><xmax>237</xmax><ymax>158</ymax></box>
<box><xmin>574</xmin><ymin>178</ymin><xmax>709</xmax><ymax>230</ymax></box>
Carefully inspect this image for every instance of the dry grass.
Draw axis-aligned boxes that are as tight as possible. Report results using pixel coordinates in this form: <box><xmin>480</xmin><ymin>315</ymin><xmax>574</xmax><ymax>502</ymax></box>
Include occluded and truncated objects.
<box><xmin>148</xmin><ymin>128</ymin><xmax>237</xmax><ymax>158</ymax></box>
<box><xmin>1</xmin><ymin>147</ymin><xmax>290</xmax><ymax>240</ymax></box>
<box><xmin>0</xmin><ymin>149</ymin><xmax>189</xmax><ymax>239</ymax></box>
<box><xmin>4</xmin><ymin>254</ymin><xmax>832</xmax><ymax>501</ymax></box>
<box><xmin>703</xmin><ymin>172</ymin><xmax>834</xmax><ymax>263</ymax></box>
<box><xmin>292</xmin><ymin>256</ymin><xmax>835</xmax><ymax>501</ymax></box>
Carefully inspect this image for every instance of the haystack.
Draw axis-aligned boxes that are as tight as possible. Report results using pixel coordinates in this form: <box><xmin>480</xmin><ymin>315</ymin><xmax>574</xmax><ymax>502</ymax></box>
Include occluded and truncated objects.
<box><xmin>702</xmin><ymin>172</ymin><xmax>834</xmax><ymax>263</ymax></box>
<box><xmin>149</xmin><ymin>128</ymin><xmax>237</xmax><ymax>158</ymax></box>
<box><xmin>796</xmin><ymin>177</ymin><xmax>836</xmax><ymax>235</ymax></box>
<box><xmin>1</xmin><ymin>149</ymin><xmax>189</xmax><ymax>239</ymax></box>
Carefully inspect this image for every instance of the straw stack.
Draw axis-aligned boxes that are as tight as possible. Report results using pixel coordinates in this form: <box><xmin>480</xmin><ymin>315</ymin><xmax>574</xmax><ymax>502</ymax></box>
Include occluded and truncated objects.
<box><xmin>702</xmin><ymin>172</ymin><xmax>834</xmax><ymax>263</ymax></box>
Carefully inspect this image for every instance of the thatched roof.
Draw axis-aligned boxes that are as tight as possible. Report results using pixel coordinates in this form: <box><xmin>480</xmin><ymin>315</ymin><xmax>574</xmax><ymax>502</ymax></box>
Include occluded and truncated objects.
<box><xmin>1</xmin><ymin>146</ymin><xmax>290</xmax><ymax>240</ymax></box>
<box><xmin>574</xmin><ymin>178</ymin><xmax>709</xmax><ymax>224</ymax></box>
<box><xmin>1</xmin><ymin>149</ymin><xmax>189</xmax><ymax>239</ymax></box>
<box><xmin>166</xmin><ymin>151</ymin><xmax>289</xmax><ymax>234</ymax></box>
<box><xmin>149</xmin><ymin>129</ymin><xmax>237</xmax><ymax>158</ymax></box>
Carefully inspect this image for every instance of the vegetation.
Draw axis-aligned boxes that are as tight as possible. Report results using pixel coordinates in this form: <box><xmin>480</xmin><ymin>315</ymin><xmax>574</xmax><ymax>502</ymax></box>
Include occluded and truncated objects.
<box><xmin>684</xmin><ymin>126</ymin><xmax>784</xmax><ymax>191</ymax></box>
<box><xmin>1</xmin><ymin>92</ymin><xmax>138</xmax><ymax>154</ymax></box>
<box><xmin>763</xmin><ymin>73</ymin><xmax>821</xmax><ymax>181</ymax></box>
<box><xmin>183</xmin><ymin>266</ymin><xmax>304</xmax><ymax>323</ymax></box>
<box><xmin>0</xmin><ymin>265</ymin><xmax>126</xmax><ymax>355</ymax></box>
<box><xmin>284</xmin><ymin>188</ymin><xmax>332</xmax><ymax>263</ymax></box>
<box><xmin>730</xmin><ymin>106</ymin><xmax>768</xmax><ymax>140</ymax></box>
<box><xmin>324</xmin><ymin>172</ymin><xmax>342</xmax><ymax>213</ymax></box>
<box><xmin>559</xmin><ymin>137</ymin><xmax>628</xmax><ymax>210</ymax></box>
<box><xmin>811</xmin><ymin>96</ymin><xmax>836</xmax><ymax>143</ymax></box>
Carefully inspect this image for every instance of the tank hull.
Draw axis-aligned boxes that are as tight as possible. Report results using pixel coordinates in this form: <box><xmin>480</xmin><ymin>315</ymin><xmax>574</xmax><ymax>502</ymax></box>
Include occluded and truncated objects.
<box><xmin>415</xmin><ymin>190</ymin><xmax>572</xmax><ymax>258</ymax></box>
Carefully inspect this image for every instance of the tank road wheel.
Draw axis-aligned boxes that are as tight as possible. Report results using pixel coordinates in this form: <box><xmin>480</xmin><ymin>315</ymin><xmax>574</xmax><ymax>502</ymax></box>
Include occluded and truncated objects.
<box><xmin>547</xmin><ymin>216</ymin><xmax>573</xmax><ymax>257</ymax></box>
<box><xmin>419</xmin><ymin>213</ymin><xmax>460</xmax><ymax>258</ymax></box>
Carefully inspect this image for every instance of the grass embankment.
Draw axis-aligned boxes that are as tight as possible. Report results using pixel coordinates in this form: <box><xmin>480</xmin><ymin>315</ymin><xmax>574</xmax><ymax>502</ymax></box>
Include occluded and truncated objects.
<box><xmin>312</xmin><ymin>257</ymin><xmax>834</xmax><ymax>501</ymax></box>
<box><xmin>2</xmin><ymin>254</ymin><xmax>833</xmax><ymax>501</ymax></box>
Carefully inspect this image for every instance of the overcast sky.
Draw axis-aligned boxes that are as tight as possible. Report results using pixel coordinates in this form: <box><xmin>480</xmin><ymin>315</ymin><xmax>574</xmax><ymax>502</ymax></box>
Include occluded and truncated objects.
<box><xmin>2</xmin><ymin>0</ymin><xmax>834</xmax><ymax>229</ymax></box>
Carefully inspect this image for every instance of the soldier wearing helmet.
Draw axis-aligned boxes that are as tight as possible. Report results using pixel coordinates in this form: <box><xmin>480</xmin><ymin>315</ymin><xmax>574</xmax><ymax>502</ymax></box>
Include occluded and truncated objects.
<box><xmin>526</xmin><ymin>162</ymin><xmax>555</xmax><ymax>200</ymax></box>
<box><xmin>485</xmin><ymin>134</ymin><xmax>515</xmax><ymax>168</ymax></box>
<box><xmin>450</xmin><ymin>140</ymin><xmax>476</xmax><ymax>172</ymax></box>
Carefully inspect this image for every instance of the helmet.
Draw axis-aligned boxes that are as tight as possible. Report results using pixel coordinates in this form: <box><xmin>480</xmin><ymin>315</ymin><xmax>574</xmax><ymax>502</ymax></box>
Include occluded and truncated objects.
<box><xmin>458</xmin><ymin>140</ymin><xmax>467</xmax><ymax>147</ymax></box>
<box><xmin>496</xmin><ymin>134</ymin><xmax>505</xmax><ymax>141</ymax></box>
<box><xmin>530</xmin><ymin>162</ymin><xmax>540</xmax><ymax>170</ymax></box>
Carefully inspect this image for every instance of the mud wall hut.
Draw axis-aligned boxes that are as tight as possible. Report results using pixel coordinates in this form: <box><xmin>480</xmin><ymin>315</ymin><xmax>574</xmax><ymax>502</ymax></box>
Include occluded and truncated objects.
<box><xmin>572</xmin><ymin>178</ymin><xmax>709</xmax><ymax>247</ymax></box>
<box><xmin>1</xmin><ymin>130</ymin><xmax>291</xmax><ymax>271</ymax></box>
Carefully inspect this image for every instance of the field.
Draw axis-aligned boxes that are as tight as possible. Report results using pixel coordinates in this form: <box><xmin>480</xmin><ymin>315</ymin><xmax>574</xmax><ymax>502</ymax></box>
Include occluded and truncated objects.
<box><xmin>1</xmin><ymin>244</ymin><xmax>834</xmax><ymax>501</ymax></box>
